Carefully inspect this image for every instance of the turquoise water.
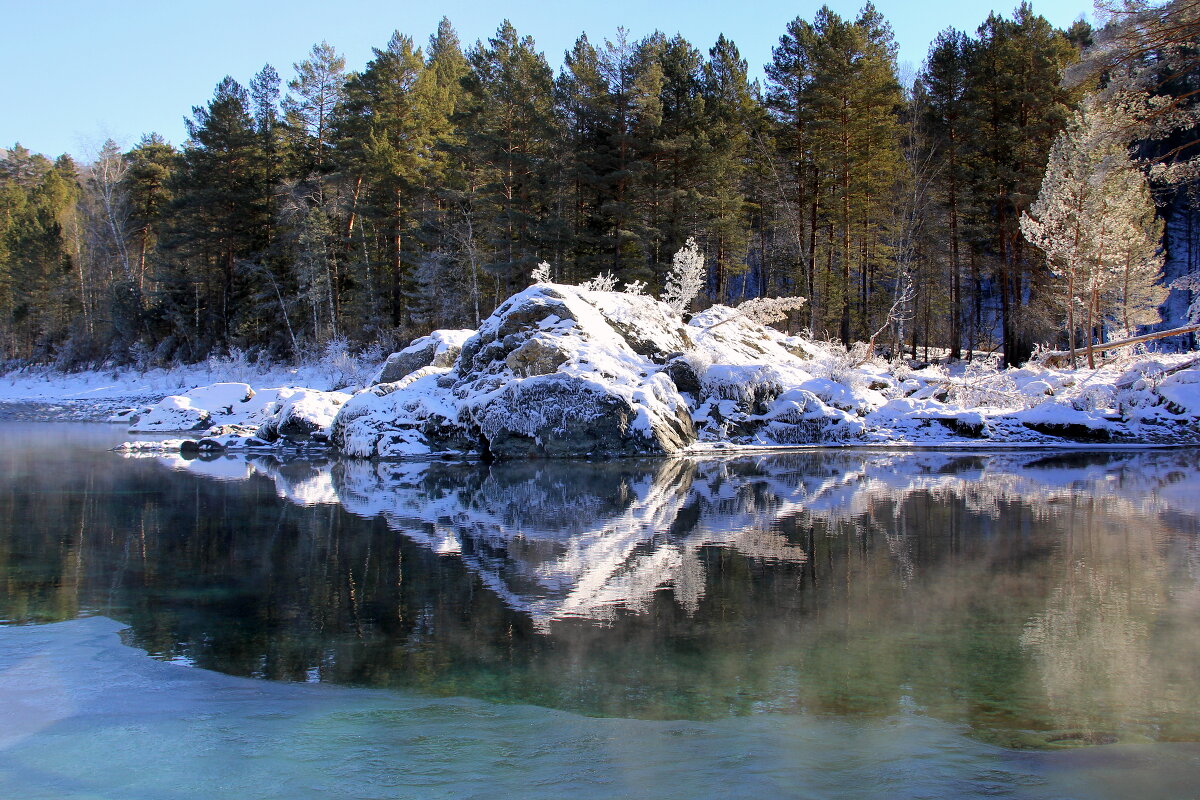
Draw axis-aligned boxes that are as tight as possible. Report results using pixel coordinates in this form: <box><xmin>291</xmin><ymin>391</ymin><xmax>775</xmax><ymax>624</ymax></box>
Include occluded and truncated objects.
<box><xmin>1</xmin><ymin>422</ymin><xmax>1199</xmax><ymax>798</ymax></box>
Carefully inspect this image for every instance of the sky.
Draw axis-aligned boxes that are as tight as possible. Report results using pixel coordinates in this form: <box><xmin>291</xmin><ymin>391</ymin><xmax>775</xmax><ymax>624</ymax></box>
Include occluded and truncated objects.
<box><xmin>2</xmin><ymin>0</ymin><xmax>1095</xmax><ymax>160</ymax></box>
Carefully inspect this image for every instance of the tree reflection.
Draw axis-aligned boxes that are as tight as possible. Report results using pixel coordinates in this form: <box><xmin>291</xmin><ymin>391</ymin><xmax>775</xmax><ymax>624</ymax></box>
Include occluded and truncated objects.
<box><xmin>1</xmin><ymin>426</ymin><xmax>1199</xmax><ymax>746</ymax></box>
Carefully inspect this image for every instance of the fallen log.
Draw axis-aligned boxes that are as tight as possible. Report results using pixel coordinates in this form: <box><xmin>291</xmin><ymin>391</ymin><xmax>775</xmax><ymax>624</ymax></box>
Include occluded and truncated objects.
<box><xmin>1039</xmin><ymin>323</ymin><xmax>1200</xmax><ymax>369</ymax></box>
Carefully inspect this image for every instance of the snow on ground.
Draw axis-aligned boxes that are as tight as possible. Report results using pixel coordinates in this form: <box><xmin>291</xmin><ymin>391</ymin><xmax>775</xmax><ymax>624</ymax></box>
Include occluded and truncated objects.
<box><xmin>6</xmin><ymin>283</ymin><xmax>1199</xmax><ymax>455</ymax></box>
<box><xmin>0</xmin><ymin>358</ymin><xmax>360</xmax><ymax>418</ymax></box>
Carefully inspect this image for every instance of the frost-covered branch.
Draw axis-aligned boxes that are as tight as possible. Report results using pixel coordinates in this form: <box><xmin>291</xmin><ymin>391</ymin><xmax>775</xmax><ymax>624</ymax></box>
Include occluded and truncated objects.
<box><xmin>698</xmin><ymin>296</ymin><xmax>808</xmax><ymax>333</ymax></box>
<box><xmin>1172</xmin><ymin>273</ymin><xmax>1200</xmax><ymax>324</ymax></box>
<box><xmin>857</xmin><ymin>283</ymin><xmax>916</xmax><ymax>366</ymax></box>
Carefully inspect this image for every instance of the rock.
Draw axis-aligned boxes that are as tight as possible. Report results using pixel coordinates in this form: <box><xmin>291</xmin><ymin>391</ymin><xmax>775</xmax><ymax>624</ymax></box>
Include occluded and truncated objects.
<box><xmin>373</xmin><ymin>329</ymin><xmax>474</xmax><ymax>384</ymax></box>
<box><xmin>466</xmin><ymin>374</ymin><xmax>694</xmax><ymax>458</ymax></box>
<box><xmin>129</xmin><ymin>396</ymin><xmax>212</xmax><ymax>432</ymax></box>
<box><xmin>205</xmin><ymin>423</ymin><xmax>260</xmax><ymax>438</ymax></box>
<box><xmin>1022</xmin><ymin>421</ymin><xmax>1112</xmax><ymax>443</ymax></box>
<box><xmin>505</xmin><ymin>333</ymin><xmax>571</xmax><ymax>377</ymax></box>
<box><xmin>332</xmin><ymin>284</ymin><xmax>699</xmax><ymax>459</ymax></box>
<box><xmin>257</xmin><ymin>388</ymin><xmax>351</xmax><ymax>443</ymax></box>
<box><xmin>129</xmin><ymin>383</ymin><xmax>262</xmax><ymax>433</ymax></box>
<box><xmin>932</xmin><ymin>417</ymin><xmax>987</xmax><ymax>438</ymax></box>
<box><xmin>664</xmin><ymin>356</ymin><xmax>701</xmax><ymax>396</ymax></box>
<box><xmin>1021</xmin><ymin>379</ymin><xmax>1055</xmax><ymax>397</ymax></box>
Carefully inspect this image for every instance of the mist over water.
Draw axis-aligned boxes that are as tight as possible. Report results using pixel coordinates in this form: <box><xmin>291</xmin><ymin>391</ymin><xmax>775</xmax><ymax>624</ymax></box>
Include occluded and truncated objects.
<box><xmin>1</xmin><ymin>423</ymin><xmax>1199</xmax><ymax>797</ymax></box>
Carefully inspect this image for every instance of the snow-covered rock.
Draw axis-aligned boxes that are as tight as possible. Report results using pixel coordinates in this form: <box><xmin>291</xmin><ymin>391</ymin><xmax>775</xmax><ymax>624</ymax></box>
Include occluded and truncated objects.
<box><xmin>373</xmin><ymin>329</ymin><xmax>475</xmax><ymax>385</ymax></box>
<box><xmin>125</xmin><ymin>383</ymin><xmax>350</xmax><ymax>454</ymax></box>
<box><xmin>255</xmin><ymin>387</ymin><xmax>351</xmax><ymax>443</ymax></box>
<box><xmin>129</xmin><ymin>383</ymin><xmax>261</xmax><ymax>432</ymax></box>
<box><xmin>333</xmin><ymin>284</ymin><xmax>698</xmax><ymax>459</ymax></box>
<box><xmin>1156</xmin><ymin>368</ymin><xmax>1200</xmax><ymax>415</ymax></box>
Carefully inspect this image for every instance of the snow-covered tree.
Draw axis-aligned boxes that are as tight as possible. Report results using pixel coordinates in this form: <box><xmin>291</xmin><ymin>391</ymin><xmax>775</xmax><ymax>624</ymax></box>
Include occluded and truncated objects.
<box><xmin>696</xmin><ymin>296</ymin><xmax>808</xmax><ymax>336</ymax></box>
<box><xmin>530</xmin><ymin>260</ymin><xmax>552</xmax><ymax>284</ymax></box>
<box><xmin>1172</xmin><ymin>273</ymin><xmax>1200</xmax><ymax>324</ymax></box>
<box><xmin>1021</xmin><ymin>95</ymin><xmax>1165</xmax><ymax>367</ymax></box>
<box><xmin>661</xmin><ymin>237</ymin><xmax>705</xmax><ymax>314</ymax></box>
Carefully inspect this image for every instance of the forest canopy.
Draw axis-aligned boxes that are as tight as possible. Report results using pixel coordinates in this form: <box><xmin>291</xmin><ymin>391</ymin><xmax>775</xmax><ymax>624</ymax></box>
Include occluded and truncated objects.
<box><xmin>1</xmin><ymin>1</ymin><xmax>1195</xmax><ymax>370</ymax></box>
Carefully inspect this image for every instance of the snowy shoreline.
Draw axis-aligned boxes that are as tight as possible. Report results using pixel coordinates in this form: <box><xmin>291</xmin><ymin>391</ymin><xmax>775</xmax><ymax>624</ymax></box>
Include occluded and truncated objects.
<box><xmin>5</xmin><ymin>283</ymin><xmax>1199</xmax><ymax>457</ymax></box>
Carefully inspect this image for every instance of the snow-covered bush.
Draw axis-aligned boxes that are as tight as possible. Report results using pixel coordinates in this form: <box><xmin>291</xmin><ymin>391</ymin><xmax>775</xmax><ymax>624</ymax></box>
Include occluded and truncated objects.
<box><xmin>733</xmin><ymin>296</ymin><xmax>807</xmax><ymax>325</ymax></box>
<box><xmin>206</xmin><ymin>347</ymin><xmax>257</xmax><ymax>384</ymax></box>
<box><xmin>817</xmin><ymin>342</ymin><xmax>870</xmax><ymax>387</ymax></box>
<box><xmin>531</xmin><ymin>261</ymin><xmax>552</xmax><ymax>284</ymax></box>
<box><xmin>580</xmin><ymin>272</ymin><xmax>617</xmax><ymax>292</ymax></box>
<box><xmin>623</xmin><ymin>280</ymin><xmax>647</xmax><ymax>296</ymax></box>
<box><xmin>661</xmin><ymin>237</ymin><xmax>705</xmax><ymax>314</ymax></box>
<box><xmin>319</xmin><ymin>336</ymin><xmax>379</xmax><ymax>390</ymax></box>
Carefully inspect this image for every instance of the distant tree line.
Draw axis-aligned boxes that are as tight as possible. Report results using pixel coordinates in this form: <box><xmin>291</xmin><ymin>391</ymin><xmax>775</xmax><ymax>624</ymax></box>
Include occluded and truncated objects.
<box><xmin>1</xmin><ymin>1</ymin><xmax>1196</xmax><ymax>369</ymax></box>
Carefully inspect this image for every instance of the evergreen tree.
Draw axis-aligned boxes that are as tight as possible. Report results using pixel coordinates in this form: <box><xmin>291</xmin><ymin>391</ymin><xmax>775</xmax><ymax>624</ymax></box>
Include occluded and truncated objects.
<box><xmin>125</xmin><ymin>134</ymin><xmax>176</xmax><ymax>290</ymax></box>
<box><xmin>461</xmin><ymin>21</ymin><xmax>560</xmax><ymax>294</ymax></box>
<box><xmin>961</xmin><ymin>4</ymin><xmax>1077</xmax><ymax>364</ymax></box>
<box><xmin>1022</xmin><ymin>94</ymin><xmax>1166</xmax><ymax>366</ymax></box>
<box><xmin>702</xmin><ymin>35</ymin><xmax>759</xmax><ymax>300</ymax></box>
<box><xmin>283</xmin><ymin>42</ymin><xmax>346</xmax><ymax>176</ymax></box>
<box><xmin>922</xmin><ymin>28</ymin><xmax>970</xmax><ymax>357</ymax></box>
<box><xmin>168</xmin><ymin>77</ymin><xmax>270</xmax><ymax>353</ymax></box>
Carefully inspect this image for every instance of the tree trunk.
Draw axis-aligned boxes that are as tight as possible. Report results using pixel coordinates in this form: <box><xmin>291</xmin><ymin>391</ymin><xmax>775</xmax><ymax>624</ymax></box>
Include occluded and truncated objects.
<box><xmin>1041</xmin><ymin>322</ymin><xmax>1200</xmax><ymax>368</ymax></box>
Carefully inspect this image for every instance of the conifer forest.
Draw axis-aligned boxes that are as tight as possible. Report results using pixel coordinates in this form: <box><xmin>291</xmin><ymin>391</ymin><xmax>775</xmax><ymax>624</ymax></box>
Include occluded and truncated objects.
<box><xmin>2</xmin><ymin>1</ymin><xmax>1198</xmax><ymax>370</ymax></box>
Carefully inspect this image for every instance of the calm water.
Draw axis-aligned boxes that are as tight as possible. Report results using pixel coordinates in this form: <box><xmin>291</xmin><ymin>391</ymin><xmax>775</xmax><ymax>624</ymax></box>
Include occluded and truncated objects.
<box><xmin>1</xmin><ymin>422</ymin><xmax>1199</xmax><ymax>798</ymax></box>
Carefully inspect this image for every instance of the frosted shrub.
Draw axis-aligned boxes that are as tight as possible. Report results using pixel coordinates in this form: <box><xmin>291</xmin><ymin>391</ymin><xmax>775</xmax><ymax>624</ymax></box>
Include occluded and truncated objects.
<box><xmin>580</xmin><ymin>272</ymin><xmax>617</xmax><ymax>292</ymax></box>
<box><xmin>320</xmin><ymin>336</ymin><xmax>373</xmax><ymax>390</ymax></box>
<box><xmin>1071</xmin><ymin>383</ymin><xmax>1116</xmax><ymax>412</ymax></box>
<box><xmin>945</xmin><ymin>366</ymin><xmax>1025</xmax><ymax>410</ymax></box>
<box><xmin>733</xmin><ymin>296</ymin><xmax>807</xmax><ymax>325</ymax></box>
<box><xmin>622</xmin><ymin>280</ymin><xmax>647</xmax><ymax>296</ymax></box>
<box><xmin>814</xmin><ymin>342</ymin><xmax>869</xmax><ymax>388</ymax></box>
<box><xmin>129</xmin><ymin>341</ymin><xmax>154</xmax><ymax>372</ymax></box>
<box><xmin>207</xmin><ymin>347</ymin><xmax>255</xmax><ymax>383</ymax></box>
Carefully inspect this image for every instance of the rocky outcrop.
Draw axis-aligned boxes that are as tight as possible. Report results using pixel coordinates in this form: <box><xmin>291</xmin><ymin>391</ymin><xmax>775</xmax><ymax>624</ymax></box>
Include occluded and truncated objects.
<box><xmin>332</xmin><ymin>285</ymin><xmax>698</xmax><ymax>459</ymax></box>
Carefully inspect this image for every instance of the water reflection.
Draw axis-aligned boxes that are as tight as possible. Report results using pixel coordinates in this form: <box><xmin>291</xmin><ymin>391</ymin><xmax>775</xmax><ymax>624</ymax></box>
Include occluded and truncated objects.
<box><xmin>1</xmin><ymin>423</ymin><xmax>1199</xmax><ymax>747</ymax></box>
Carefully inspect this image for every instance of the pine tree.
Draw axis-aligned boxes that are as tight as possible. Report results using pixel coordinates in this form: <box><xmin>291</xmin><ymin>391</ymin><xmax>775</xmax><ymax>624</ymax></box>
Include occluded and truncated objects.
<box><xmin>124</xmin><ymin>134</ymin><xmax>176</xmax><ymax>291</ymax></box>
<box><xmin>461</xmin><ymin>21</ymin><xmax>560</xmax><ymax>294</ymax></box>
<box><xmin>169</xmin><ymin>77</ymin><xmax>270</xmax><ymax>353</ymax></box>
<box><xmin>283</xmin><ymin>42</ymin><xmax>346</xmax><ymax>176</ymax></box>
<box><xmin>1021</xmin><ymin>95</ymin><xmax>1165</xmax><ymax>367</ymax></box>
<box><xmin>962</xmin><ymin>4</ymin><xmax>1078</xmax><ymax>364</ymax></box>
<box><xmin>702</xmin><ymin>35</ymin><xmax>759</xmax><ymax>301</ymax></box>
<box><xmin>766</xmin><ymin>15</ymin><xmax>822</xmax><ymax>326</ymax></box>
<box><xmin>923</xmin><ymin>28</ymin><xmax>970</xmax><ymax>358</ymax></box>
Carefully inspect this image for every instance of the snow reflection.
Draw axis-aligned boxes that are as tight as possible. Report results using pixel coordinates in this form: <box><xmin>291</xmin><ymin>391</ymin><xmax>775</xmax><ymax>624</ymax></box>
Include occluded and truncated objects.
<box><xmin>155</xmin><ymin>448</ymin><xmax>1200</xmax><ymax>629</ymax></box>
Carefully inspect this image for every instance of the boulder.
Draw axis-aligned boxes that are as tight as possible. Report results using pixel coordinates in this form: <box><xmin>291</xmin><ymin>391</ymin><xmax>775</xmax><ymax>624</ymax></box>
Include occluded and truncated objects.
<box><xmin>373</xmin><ymin>329</ymin><xmax>474</xmax><ymax>384</ymax></box>
<box><xmin>129</xmin><ymin>383</ymin><xmax>259</xmax><ymax>432</ymax></box>
<box><xmin>255</xmin><ymin>388</ymin><xmax>351</xmax><ymax>443</ymax></box>
<box><xmin>332</xmin><ymin>284</ymin><xmax>698</xmax><ymax>459</ymax></box>
<box><xmin>129</xmin><ymin>395</ymin><xmax>212</xmax><ymax>432</ymax></box>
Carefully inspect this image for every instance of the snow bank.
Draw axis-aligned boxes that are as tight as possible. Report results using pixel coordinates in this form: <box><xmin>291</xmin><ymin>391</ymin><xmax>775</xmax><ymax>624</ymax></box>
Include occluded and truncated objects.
<box><xmin>117</xmin><ymin>384</ymin><xmax>350</xmax><ymax>454</ymax></box>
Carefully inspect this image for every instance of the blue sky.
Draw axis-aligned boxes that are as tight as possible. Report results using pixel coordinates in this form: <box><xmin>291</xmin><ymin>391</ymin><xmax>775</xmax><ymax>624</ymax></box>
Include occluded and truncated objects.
<box><xmin>2</xmin><ymin>0</ymin><xmax>1093</xmax><ymax>159</ymax></box>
